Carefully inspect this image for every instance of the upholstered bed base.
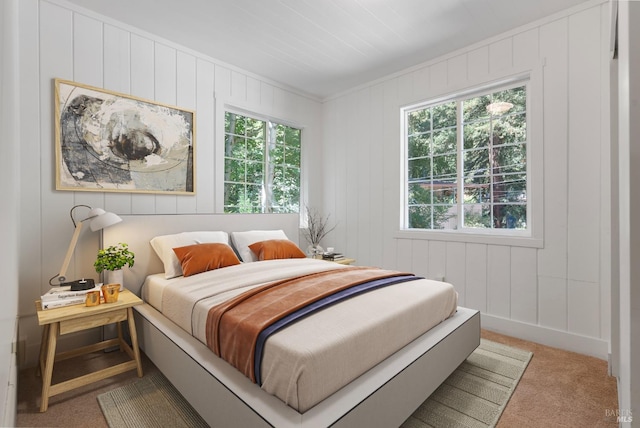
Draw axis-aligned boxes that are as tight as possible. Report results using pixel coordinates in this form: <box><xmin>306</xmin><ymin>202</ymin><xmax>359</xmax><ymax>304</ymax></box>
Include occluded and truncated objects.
<box><xmin>135</xmin><ymin>303</ymin><xmax>479</xmax><ymax>428</ymax></box>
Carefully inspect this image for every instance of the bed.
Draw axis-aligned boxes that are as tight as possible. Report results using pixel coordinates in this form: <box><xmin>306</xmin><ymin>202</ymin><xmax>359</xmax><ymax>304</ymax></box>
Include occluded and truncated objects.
<box><xmin>103</xmin><ymin>213</ymin><xmax>480</xmax><ymax>428</ymax></box>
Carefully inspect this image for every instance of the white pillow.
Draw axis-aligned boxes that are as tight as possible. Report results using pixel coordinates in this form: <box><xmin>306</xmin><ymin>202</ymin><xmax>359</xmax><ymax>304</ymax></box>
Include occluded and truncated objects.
<box><xmin>231</xmin><ymin>230</ymin><xmax>289</xmax><ymax>262</ymax></box>
<box><xmin>150</xmin><ymin>231</ymin><xmax>229</xmax><ymax>278</ymax></box>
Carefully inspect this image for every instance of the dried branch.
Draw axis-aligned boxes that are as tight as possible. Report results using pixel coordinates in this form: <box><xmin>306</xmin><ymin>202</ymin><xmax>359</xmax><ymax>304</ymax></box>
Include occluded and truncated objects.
<box><xmin>302</xmin><ymin>206</ymin><xmax>336</xmax><ymax>246</ymax></box>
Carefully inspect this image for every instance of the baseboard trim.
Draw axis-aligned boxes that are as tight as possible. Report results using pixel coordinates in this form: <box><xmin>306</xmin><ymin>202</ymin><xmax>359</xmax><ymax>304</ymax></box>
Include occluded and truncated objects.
<box><xmin>481</xmin><ymin>313</ymin><xmax>609</xmax><ymax>360</ymax></box>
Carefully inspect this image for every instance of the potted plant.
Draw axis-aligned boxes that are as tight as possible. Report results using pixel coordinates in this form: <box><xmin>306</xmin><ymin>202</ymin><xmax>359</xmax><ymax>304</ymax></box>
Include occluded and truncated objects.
<box><xmin>302</xmin><ymin>206</ymin><xmax>336</xmax><ymax>258</ymax></box>
<box><xmin>94</xmin><ymin>243</ymin><xmax>135</xmax><ymax>290</ymax></box>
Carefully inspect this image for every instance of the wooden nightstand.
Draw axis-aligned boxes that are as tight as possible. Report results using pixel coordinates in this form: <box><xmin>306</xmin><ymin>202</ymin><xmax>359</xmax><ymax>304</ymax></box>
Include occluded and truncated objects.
<box><xmin>35</xmin><ymin>289</ymin><xmax>143</xmax><ymax>412</ymax></box>
<box><xmin>331</xmin><ymin>258</ymin><xmax>356</xmax><ymax>265</ymax></box>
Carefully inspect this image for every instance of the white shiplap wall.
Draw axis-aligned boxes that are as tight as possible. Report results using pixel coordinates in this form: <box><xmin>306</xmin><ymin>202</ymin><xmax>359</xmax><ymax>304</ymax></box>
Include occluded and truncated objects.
<box><xmin>17</xmin><ymin>0</ymin><xmax>323</xmax><ymax>365</ymax></box>
<box><xmin>321</xmin><ymin>2</ymin><xmax>611</xmax><ymax>358</ymax></box>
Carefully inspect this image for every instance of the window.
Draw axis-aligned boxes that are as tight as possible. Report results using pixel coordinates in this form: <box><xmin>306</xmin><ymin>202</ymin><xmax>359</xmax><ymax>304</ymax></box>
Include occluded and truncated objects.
<box><xmin>403</xmin><ymin>82</ymin><xmax>529</xmax><ymax>234</ymax></box>
<box><xmin>224</xmin><ymin>112</ymin><xmax>301</xmax><ymax>213</ymax></box>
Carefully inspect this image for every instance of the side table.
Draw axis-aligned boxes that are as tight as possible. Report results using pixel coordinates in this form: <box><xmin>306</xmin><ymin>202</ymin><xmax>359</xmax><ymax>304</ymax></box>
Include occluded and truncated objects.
<box><xmin>36</xmin><ymin>288</ymin><xmax>143</xmax><ymax>411</ymax></box>
<box><xmin>332</xmin><ymin>258</ymin><xmax>356</xmax><ymax>265</ymax></box>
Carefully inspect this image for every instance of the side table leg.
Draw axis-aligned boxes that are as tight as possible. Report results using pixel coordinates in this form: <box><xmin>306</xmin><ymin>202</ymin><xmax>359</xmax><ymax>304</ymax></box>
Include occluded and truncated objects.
<box><xmin>40</xmin><ymin>322</ymin><xmax>58</xmax><ymax>412</ymax></box>
<box><xmin>37</xmin><ymin>324</ymin><xmax>50</xmax><ymax>377</ymax></box>
<box><xmin>127</xmin><ymin>308</ymin><xmax>143</xmax><ymax>377</ymax></box>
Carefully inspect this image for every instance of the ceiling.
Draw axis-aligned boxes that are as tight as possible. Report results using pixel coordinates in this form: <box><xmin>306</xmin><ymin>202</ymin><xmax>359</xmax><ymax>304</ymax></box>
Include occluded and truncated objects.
<box><xmin>68</xmin><ymin>0</ymin><xmax>592</xmax><ymax>99</ymax></box>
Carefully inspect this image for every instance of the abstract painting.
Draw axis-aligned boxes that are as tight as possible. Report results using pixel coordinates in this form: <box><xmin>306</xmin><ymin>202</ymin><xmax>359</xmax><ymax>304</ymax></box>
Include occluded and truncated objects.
<box><xmin>54</xmin><ymin>79</ymin><xmax>195</xmax><ymax>194</ymax></box>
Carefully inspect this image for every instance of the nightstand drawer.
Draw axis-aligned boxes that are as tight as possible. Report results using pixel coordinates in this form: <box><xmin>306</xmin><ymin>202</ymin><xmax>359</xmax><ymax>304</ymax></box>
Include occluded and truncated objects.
<box><xmin>59</xmin><ymin>308</ymin><xmax>128</xmax><ymax>335</ymax></box>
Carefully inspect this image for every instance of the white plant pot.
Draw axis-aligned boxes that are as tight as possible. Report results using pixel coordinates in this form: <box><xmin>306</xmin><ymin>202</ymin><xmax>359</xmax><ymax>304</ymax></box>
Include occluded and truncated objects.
<box><xmin>105</xmin><ymin>269</ymin><xmax>124</xmax><ymax>291</ymax></box>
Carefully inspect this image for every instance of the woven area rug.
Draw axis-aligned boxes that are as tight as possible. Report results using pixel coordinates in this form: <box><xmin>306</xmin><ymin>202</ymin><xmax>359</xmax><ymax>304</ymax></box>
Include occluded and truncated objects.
<box><xmin>98</xmin><ymin>339</ymin><xmax>531</xmax><ymax>428</ymax></box>
<box><xmin>97</xmin><ymin>371</ymin><xmax>208</xmax><ymax>428</ymax></box>
<box><xmin>402</xmin><ymin>339</ymin><xmax>533</xmax><ymax>428</ymax></box>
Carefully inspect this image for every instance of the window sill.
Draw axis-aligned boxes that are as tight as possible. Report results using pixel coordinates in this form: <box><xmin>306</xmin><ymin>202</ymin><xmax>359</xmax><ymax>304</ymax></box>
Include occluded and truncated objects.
<box><xmin>395</xmin><ymin>229</ymin><xmax>543</xmax><ymax>248</ymax></box>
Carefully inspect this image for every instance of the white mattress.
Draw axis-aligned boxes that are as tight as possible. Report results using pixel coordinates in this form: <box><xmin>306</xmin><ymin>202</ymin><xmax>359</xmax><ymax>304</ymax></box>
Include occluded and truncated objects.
<box><xmin>141</xmin><ymin>258</ymin><xmax>458</xmax><ymax>412</ymax></box>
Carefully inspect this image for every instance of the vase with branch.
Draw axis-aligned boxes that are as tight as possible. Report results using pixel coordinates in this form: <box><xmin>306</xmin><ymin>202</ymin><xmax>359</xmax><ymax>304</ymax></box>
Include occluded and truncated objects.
<box><xmin>302</xmin><ymin>207</ymin><xmax>336</xmax><ymax>258</ymax></box>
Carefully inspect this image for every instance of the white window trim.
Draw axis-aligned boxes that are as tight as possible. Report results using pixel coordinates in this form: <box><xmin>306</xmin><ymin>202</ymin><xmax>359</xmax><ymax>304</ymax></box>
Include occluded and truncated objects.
<box><xmin>397</xmin><ymin>66</ymin><xmax>544</xmax><ymax>248</ymax></box>
<box><xmin>214</xmin><ymin>97</ymin><xmax>305</xmax><ymax>214</ymax></box>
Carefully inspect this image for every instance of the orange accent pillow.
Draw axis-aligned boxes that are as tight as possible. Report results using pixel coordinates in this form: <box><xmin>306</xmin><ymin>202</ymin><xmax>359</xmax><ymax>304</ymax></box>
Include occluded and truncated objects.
<box><xmin>248</xmin><ymin>239</ymin><xmax>306</xmax><ymax>261</ymax></box>
<box><xmin>173</xmin><ymin>243</ymin><xmax>241</xmax><ymax>277</ymax></box>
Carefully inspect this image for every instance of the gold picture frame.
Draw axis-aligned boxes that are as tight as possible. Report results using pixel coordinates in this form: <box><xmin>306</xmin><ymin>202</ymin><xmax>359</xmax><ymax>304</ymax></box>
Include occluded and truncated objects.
<box><xmin>54</xmin><ymin>78</ymin><xmax>195</xmax><ymax>194</ymax></box>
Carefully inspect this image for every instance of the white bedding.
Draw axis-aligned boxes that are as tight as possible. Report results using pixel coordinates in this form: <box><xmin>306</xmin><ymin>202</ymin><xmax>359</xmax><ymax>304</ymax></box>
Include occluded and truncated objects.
<box><xmin>141</xmin><ymin>258</ymin><xmax>458</xmax><ymax>412</ymax></box>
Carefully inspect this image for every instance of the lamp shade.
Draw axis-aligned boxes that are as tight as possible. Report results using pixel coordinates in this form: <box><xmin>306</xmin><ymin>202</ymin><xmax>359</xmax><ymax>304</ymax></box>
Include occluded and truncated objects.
<box><xmin>90</xmin><ymin>211</ymin><xmax>122</xmax><ymax>231</ymax></box>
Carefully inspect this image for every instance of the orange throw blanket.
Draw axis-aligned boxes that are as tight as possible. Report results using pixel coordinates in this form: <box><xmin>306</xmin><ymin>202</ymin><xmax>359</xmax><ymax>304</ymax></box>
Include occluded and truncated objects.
<box><xmin>206</xmin><ymin>266</ymin><xmax>412</xmax><ymax>382</ymax></box>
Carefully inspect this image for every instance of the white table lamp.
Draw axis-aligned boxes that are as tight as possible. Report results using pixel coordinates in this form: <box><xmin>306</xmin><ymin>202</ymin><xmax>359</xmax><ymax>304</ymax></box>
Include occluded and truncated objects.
<box><xmin>49</xmin><ymin>205</ymin><xmax>122</xmax><ymax>287</ymax></box>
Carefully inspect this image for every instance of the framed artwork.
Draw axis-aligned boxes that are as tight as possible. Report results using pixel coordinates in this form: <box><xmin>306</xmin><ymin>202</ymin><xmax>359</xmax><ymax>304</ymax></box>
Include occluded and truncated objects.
<box><xmin>54</xmin><ymin>78</ymin><xmax>195</xmax><ymax>194</ymax></box>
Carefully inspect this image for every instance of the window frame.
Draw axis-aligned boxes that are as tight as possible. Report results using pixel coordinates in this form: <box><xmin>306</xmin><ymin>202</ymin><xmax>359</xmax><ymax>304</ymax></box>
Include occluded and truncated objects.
<box><xmin>217</xmin><ymin>103</ymin><xmax>303</xmax><ymax>215</ymax></box>
<box><xmin>398</xmin><ymin>70</ymin><xmax>543</xmax><ymax>248</ymax></box>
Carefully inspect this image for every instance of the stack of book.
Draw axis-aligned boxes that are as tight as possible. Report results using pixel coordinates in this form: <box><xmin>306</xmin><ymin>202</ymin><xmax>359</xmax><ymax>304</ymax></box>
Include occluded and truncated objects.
<box><xmin>322</xmin><ymin>252</ymin><xmax>344</xmax><ymax>261</ymax></box>
<box><xmin>40</xmin><ymin>283</ymin><xmax>102</xmax><ymax>310</ymax></box>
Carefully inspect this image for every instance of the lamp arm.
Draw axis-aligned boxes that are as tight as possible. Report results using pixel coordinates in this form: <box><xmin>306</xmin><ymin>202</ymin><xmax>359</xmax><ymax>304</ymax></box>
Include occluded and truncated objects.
<box><xmin>51</xmin><ymin>221</ymin><xmax>85</xmax><ymax>285</ymax></box>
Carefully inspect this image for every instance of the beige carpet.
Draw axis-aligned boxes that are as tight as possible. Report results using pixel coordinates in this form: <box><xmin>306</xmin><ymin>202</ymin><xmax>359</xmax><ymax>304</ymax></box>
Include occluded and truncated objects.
<box><xmin>98</xmin><ymin>339</ymin><xmax>531</xmax><ymax>428</ymax></box>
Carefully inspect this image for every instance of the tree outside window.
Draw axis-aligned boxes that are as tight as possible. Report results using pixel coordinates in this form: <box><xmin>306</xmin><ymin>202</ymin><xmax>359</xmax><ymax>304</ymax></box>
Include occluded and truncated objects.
<box><xmin>404</xmin><ymin>83</ymin><xmax>528</xmax><ymax>232</ymax></box>
<box><xmin>224</xmin><ymin>112</ymin><xmax>301</xmax><ymax>213</ymax></box>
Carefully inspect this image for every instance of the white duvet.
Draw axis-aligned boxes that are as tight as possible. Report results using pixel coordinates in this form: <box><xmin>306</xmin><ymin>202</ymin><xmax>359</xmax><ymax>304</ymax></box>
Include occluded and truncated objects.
<box><xmin>141</xmin><ymin>258</ymin><xmax>458</xmax><ymax>412</ymax></box>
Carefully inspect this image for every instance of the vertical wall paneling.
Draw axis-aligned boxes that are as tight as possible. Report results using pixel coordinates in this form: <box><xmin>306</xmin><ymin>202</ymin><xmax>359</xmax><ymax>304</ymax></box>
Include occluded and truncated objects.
<box><xmin>103</xmin><ymin>24</ymin><xmax>130</xmax><ymax>94</ymax></box>
<box><xmin>367</xmin><ymin>83</ymin><xmax>385</xmax><ymax>268</ymax></box>
<box><xmin>260</xmin><ymin>82</ymin><xmax>274</xmax><ymax>110</ymax></box>
<box><xmin>18</xmin><ymin>0</ymin><xmax>43</xmax><ymax>313</ymax></box>
<box><xmin>410</xmin><ymin>239</ymin><xmax>429</xmax><ymax>278</ymax></box>
<box><xmin>321</xmin><ymin>98</ymin><xmax>338</xmax><ymax>251</ymax></box>
<box><xmin>176</xmin><ymin>51</ymin><xmax>197</xmax><ymax>213</ymax></box>
<box><xmin>356</xmin><ymin>89</ymin><xmax>372</xmax><ymax>264</ymax></box>
<box><xmin>129</xmin><ymin>34</ymin><xmax>156</xmax><ymax>213</ymax></box>
<box><xmin>447</xmin><ymin>54</ymin><xmax>467</xmax><ymax>89</ymax></box>
<box><xmin>214</xmin><ymin>65</ymin><xmax>231</xmax><ymax>99</ymax></box>
<box><xmin>154</xmin><ymin>43</ymin><xmax>179</xmax><ymax>214</ymax></box>
<box><xmin>598</xmin><ymin>2</ymin><xmax>612</xmax><ymax>342</ymax></box>
<box><xmin>344</xmin><ymin>92</ymin><xmax>359</xmax><ymax>258</ymax></box>
<box><xmin>412</xmin><ymin>66</ymin><xmax>430</xmax><ymax>102</ymax></box>
<box><xmin>321</xmin><ymin>3</ymin><xmax>611</xmax><ymax>356</ymax></box>
<box><xmin>231</xmin><ymin>71</ymin><xmax>247</xmax><ymax>102</ymax></box>
<box><xmin>195</xmin><ymin>59</ymin><xmax>215</xmax><ymax>213</ymax></box>
<box><xmin>465</xmin><ymin>243</ymin><xmax>488</xmax><ymax>312</ymax></box>
<box><xmin>566</xmin><ymin>8</ymin><xmax>601</xmax><ymax>284</ymax></box>
<box><xmin>488</xmin><ymin>38</ymin><xmax>513</xmax><ymax>73</ymax></box>
<box><xmin>246</xmin><ymin>77</ymin><xmax>261</xmax><ymax>106</ymax></box>
<box><xmin>510</xmin><ymin>247</ymin><xmax>538</xmax><ymax>324</ymax></box>
<box><xmin>445</xmin><ymin>242</ymin><xmax>466</xmax><ymax>305</ymax></box>
<box><xmin>427</xmin><ymin>240</ymin><xmax>446</xmax><ymax>281</ymax></box>
<box><xmin>396</xmin><ymin>239</ymin><xmax>413</xmax><ymax>273</ymax></box>
<box><xmin>467</xmin><ymin>46</ymin><xmax>489</xmax><ymax>82</ymax></box>
<box><xmin>487</xmin><ymin>245</ymin><xmax>511</xmax><ymax>318</ymax></box>
<box><xmin>537</xmin><ymin>18</ymin><xmax>569</xmax><ymax>280</ymax></box>
<box><xmin>538</xmin><ymin>275</ymin><xmax>568</xmax><ymax>330</ymax></box>
<box><xmin>429</xmin><ymin>61</ymin><xmax>447</xmax><ymax>92</ymax></box>
<box><xmin>73</xmin><ymin>14</ymin><xmax>103</xmax><ymax>86</ymax></box>
<box><xmin>381</xmin><ymin>78</ymin><xmax>399</xmax><ymax>270</ymax></box>
<box><xmin>103</xmin><ymin>24</ymin><xmax>133</xmax><ymax>215</ymax></box>
<box><xmin>397</xmin><ymin>72</ymin><xmax>414</xmax><ymax>106</ymax></box>
<box><xmin>513</xmin><ymin>28</ymin><xmax>539</xmax><ymax>69</ymax></box>
<box><xmin>568</xmin><ymin>279</ymin><xmax>601</xmax><ymax>337</ymax></box>
<box><xmin>330</xmin><ymin>96</ymin><xmax>348</xmax><ymax>255</ymax></box>
<box><xmin>39</xmin><ymin>2</ymin><xmax>74</xmax><ymax>292</ymax></box>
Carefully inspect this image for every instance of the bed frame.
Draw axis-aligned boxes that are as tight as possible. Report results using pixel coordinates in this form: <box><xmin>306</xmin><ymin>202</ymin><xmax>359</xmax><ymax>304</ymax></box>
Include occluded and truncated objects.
<box><xmin>103</xmin><ymin>213</ymin><xmax>480</xmax><ymax>428</ymax></box>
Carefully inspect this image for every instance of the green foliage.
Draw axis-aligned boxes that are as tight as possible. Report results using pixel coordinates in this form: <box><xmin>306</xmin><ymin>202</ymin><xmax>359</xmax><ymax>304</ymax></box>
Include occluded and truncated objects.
<box><xmin>94</xmin><ymin>243</ymin><xmax>135</xmax><ymax>273</ymax></box>
<box><xmin>224</xmin><ymin>112</ymin><xmax>301</xmax><ymax>213</ymax></box>
<box><xmin>406</xmin><ymin>85</ymin><xmax>528</xmax><ymax>230</ymax></box>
